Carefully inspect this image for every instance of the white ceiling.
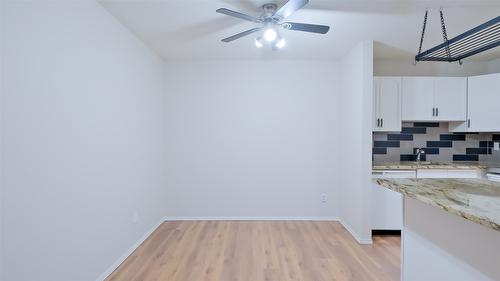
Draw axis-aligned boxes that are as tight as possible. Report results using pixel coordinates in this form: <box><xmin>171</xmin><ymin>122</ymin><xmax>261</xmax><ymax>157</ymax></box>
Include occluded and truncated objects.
<box><xmin>99</xmin><ymin>0</ymin><xmax>500</xmax><ymax>61</ymax></box>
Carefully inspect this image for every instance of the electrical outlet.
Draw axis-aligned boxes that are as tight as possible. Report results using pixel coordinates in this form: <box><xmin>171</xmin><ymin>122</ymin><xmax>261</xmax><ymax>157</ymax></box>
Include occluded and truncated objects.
<box><xmin>494</xmin><ymin>142</ymin><xmax>500</xmax><ymax>151</ymax></box>
<box><xmin>321</xmin><ymin>193</ymin><xmax>327</xmax><ymax>203</ymax></box>
<box><xmin>132</xmin><ymin>211</ymin><xmax>139</xmax><ymax>224</ymax></box>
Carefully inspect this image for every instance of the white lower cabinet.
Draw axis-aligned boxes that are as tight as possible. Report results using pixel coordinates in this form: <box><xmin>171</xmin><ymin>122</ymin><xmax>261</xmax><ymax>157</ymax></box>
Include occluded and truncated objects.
<box><xmin>371</xmin><ymin>170</ymin><xmax>414</xmax><ymax>230</ymax></box>
<box><xmin>372</xmin><ymin>185</ymin><xmax>403</xmax><ymax>230</ymax></box>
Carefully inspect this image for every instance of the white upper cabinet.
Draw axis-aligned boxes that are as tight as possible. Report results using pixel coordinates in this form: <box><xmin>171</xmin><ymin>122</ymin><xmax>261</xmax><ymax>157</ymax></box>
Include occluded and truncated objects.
<box><xmin>451</xmin><ymin>73</ymin><xmax>500</xmax><ymax>132</ymax></box>
<box><xmin>373</xmin><ymin>77</ymin><xmax>402</xmax><ymax>132</ymax></box>
<box><xmin>402</xmin><ymin>77</ymin><xmax>434</xmax><ymax>121</ymax></box>
<box><xmin>402</xmin><ymin>77</ymin><xmax>467</xmax><ymax>122</ymax></box>
<box><xmin>433</xmin><ymin>77</ymin><xmax>467</xmax><ymax>121</ymax></box>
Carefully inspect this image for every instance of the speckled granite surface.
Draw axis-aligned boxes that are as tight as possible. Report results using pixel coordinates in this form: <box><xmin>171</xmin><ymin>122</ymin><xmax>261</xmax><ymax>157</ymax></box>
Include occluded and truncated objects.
<box><xmin>373</xmin><ymin>162</ymin><xmax>487</xmax><ymax>170</ymax></box>
<box><xmin>374</xmin><ymin>178</ymin><xmax>500</xmax><ymax>232</ymax></box>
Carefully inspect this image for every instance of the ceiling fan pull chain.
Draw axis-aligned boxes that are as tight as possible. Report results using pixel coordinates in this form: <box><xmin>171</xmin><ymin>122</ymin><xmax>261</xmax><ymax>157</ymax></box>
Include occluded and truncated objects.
<box><xmin>440</xmin><ymin>8</ymin><xmax>452</xmax><ymax>62</ymax></box>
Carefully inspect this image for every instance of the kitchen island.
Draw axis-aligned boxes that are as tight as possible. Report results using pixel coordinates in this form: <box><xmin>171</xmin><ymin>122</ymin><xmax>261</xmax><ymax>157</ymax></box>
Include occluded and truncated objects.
<box><xmin>374</xmin><ymin>177</ymin><xmax>500</xmax><ymax>281</ymax></box>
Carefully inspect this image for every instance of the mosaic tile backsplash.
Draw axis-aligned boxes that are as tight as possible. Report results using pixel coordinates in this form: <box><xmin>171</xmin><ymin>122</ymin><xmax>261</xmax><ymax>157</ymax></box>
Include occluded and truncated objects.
<box><xmin>373</xmin><ymin>122</ymin><xmax>500</xmax><ymax>163</ymax></box>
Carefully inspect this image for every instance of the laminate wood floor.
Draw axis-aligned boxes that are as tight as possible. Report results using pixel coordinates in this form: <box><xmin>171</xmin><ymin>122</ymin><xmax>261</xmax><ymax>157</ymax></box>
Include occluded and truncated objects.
<box><xmin>106</xmin><ymin>221</ymin><xmax>400</xmax><ymax>281</ymax></box>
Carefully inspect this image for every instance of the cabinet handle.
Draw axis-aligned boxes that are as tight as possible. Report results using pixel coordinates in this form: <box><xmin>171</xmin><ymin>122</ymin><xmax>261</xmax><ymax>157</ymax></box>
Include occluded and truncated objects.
<box><xmin>468</xmin><ymin>119</ymin><xmax>471</xmax><ymax>128</ymax></box>
<box><xmin>381</xmin><ymin>118</ymin><xmax>383</xmax><ymax>127</ymax></box>
<box><xmin>432</xmin><ymin>108</ymin><xmax>435</xmax><ymax>116</ymax></box>
<box><xmin>436</xmin><ymin>107</ymin><xmax>439</xmax><ymax>116</ymax></box>
<box><xmin>377</xmin><ymin>118</ymin><xmax>380</xmax><ymax>127</ymax></box>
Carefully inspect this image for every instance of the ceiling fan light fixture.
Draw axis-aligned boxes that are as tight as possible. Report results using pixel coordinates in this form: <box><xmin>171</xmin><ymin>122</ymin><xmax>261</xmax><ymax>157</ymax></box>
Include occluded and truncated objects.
<box><xmin>263</xmin><ymin>28</ymin><xmax>277</xmax><ymax>42</ymax></box>
<box><xmin>275</xmin><ymin>38</ymin><xmax>286</xmax><ymax>49</ymax></box>
<box><xmin>255</xmin><ymin>37</ymin><xmax>264</xmax><ymax>48</ymax></box>
<box><xmin>216</xmin><ymin>0</ymin><xmax>331</xmax><ymax>48</ymax></box>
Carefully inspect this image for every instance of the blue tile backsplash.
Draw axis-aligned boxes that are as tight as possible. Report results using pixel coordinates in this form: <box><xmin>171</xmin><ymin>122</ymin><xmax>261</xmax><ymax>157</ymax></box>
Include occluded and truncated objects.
<box><xmin>440</xmin><ymin>134</ymin><xmax>466</xmax><ymax>141</ymax></box>
<box><xmin>373</xmin><ymin>141</ymin><xmax>400</xmax><ymax>148</ymax></box>
<box><xmin>373</xmin><ymin>122</ymin><xmax>500</xmax><ymax>163</ymax></box>
<box><xmin>387</xmin><ymin>134</ymin><xmax>414</xmax><ymax>141</ymax></box>
<box><xmin>426</xmin><ymin>141</ymin><xmax>453</xmax><ymax>148</ymax></box>
<box><xmin>453</xmin><ymin>155</ymin><xmax>479</xmax><ymax>161</ymax></box>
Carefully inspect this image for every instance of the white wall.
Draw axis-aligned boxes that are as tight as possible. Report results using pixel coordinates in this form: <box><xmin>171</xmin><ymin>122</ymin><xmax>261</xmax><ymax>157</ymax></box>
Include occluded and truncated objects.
<box><xmin>487</xmin><ymin>58</ymin><xmax>500</xmax><ymax>73</ymax></box>
<box><xmin>162</xmin><ymin>60</ymin><xmax>339</xmax><ymax>219</ymax></box>
<box><xmin>2</xmin><ymin>2</ymin><xmax>168</xmax><ymax>281</ymax></box>
<box><xmin>337</xmin><ymin>41</ymin><xmax>374</xmax><ymax>244</ymax></box>
<box><xmin>0</xmin><ymin>2</ymin><xmax>4</xmax><ymax>280</ymax></box>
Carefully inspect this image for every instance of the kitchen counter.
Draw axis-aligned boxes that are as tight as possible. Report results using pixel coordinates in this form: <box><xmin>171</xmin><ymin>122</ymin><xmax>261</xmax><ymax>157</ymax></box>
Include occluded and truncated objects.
<box><xmin>374</xmin><ymin>178</ymin><xmax>500</xmax><ymax>232</ymax></box>
<box><xmin>373</xmin><ymin>162</ymin><xmax>487</xmax><ymax>170</ymax></box>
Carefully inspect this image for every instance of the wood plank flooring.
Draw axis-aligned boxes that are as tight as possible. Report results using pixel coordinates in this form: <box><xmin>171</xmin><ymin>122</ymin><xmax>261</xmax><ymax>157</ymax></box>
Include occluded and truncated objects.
<box><xmin>106</xmin><ymin>221</ymin><xmax>400</xmax><ymax>281</ymax></box>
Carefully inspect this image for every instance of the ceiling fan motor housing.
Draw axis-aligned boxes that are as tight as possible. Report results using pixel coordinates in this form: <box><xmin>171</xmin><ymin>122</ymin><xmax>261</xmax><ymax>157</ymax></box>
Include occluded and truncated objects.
<box><xmin>262</xmin><ymin>3</ymin><xmax>278</xmax><ymax>20</ymax></box>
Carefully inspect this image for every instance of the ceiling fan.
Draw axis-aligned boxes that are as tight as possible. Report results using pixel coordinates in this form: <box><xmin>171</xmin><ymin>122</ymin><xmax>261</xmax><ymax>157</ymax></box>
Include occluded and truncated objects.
<box><xmin>216</xmin><ymin>0</ymin><xmax>330</xmax><ymax>49</ymax></box>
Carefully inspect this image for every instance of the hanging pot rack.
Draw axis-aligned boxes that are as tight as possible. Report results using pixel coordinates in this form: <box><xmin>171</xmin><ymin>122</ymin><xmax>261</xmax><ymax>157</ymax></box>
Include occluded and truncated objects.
<box><xmin>415</xmin><ymin>8</ymin><xmax>500</xmax><ymax>65</ymax></box>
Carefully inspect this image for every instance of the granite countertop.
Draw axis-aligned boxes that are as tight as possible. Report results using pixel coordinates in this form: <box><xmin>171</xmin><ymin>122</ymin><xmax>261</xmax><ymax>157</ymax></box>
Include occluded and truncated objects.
<box><xmin>374</xmin><ymin>178</ymin><xmax>500</xmax><ymax>232</ymax></box>
<box><xmin>373</xmin><ymin>162</ymin><xmax>488</xmax><ymax>170</ymax></box>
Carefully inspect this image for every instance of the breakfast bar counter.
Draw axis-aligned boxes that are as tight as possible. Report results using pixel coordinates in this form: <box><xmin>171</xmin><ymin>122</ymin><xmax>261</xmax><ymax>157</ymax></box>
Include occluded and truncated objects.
<box><xmin>373</xmin><ymin>178</ymin><xmax>500</xmax><ymax>231</ymax></box>
<box><xmin>374</xmin><ymin>177</ymin><xmax>500</xmax><ymax>281</ymax></box>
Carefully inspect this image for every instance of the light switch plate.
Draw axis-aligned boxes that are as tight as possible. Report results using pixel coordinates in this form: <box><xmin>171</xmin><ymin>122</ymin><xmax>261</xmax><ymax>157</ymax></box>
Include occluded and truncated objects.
<box><xmin>494</xmin><ymin>142</ymin><xmax>500</xmax><ymax>151</ymax></box>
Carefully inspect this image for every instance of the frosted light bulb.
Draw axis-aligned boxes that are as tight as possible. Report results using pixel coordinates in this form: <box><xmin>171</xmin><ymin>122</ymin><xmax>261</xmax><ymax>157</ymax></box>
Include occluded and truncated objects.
<box><xmin>263</xmin><ymin>28</ymin><xmax>277</xmax><ymax>42</ymax></box>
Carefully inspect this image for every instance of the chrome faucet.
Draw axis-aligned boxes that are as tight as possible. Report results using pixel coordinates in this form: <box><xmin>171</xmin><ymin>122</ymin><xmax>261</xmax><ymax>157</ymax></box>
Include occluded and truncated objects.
<box><xmin>415</xmin><ymin>148</ymin><xmax>426</xmax><ymax>164</ymax></box>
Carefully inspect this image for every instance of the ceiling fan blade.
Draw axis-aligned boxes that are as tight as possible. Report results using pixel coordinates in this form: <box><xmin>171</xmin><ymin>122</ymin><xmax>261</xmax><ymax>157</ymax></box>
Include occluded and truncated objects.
<box><xmin>216</xmin><ymin>8</ymin><xmax>262</xmax><ymax>23</ymax></box>
<box><xmin>282</xmin><ymin>22</ymin><xmax>330</xmax><ymax>34</ymax></box>
<box><xmin>274</xmin><ymin>0</ymin><xmax>309</xmax><ymax>19</ymax></box>
<box><xmin>221</xmin><ymin>28</ymin><xmax>262</xmax><ymax>42</ymax></box>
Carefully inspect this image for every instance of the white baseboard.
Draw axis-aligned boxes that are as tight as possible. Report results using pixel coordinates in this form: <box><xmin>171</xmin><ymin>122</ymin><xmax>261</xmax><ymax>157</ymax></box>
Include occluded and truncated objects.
<box><xmin>339</xmin><ymin>220</ymin><xmax>373</xmax><ymax>245</ymax></box>
<box><xmin>163</xmin><ymin>216</ymin><xmax>340</xmax><ymax>221</ymax></box>
<box><xmin>95</xmin><ymin>219</ymin><xmax>163</xmax><ymax>281</ymax></box>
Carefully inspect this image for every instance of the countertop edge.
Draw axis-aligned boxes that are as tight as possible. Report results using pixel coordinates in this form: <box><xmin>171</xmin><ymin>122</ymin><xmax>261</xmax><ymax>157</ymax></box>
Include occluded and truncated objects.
<box><xmin>372</xmin><ymin>164</ymin><xmax>488</xmax><ymax>170</ymax></box>
<box><xmin>373</xmin><ymin>178</ymin><xmax>500</xmax><ymax>232</ymax></box>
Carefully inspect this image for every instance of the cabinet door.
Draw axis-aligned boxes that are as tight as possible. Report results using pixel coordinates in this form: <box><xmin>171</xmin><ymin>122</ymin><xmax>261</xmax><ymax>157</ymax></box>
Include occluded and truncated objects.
<box><xmin>378</xmin><ymin>77</ymin><xmax>402</xmax><ymax>131</ymax></box>
<box><xmin>373</xmin><ymin>78</ymin><xmax>381</xmax><ymax>131</ymax></box>
<box><xmin>434</xmin><ymin>77</ymin><xmax>467</xmax><ymax>121</ymax></box>
<box><xmin>402</xmin><ymin>77</ymin><xmax>435</xmax><ymax>121</ymax></box>
<box><xmin>468</xmin><ymin>73</ymin><xmax>500</xmax><ymax>132</ymax></box>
